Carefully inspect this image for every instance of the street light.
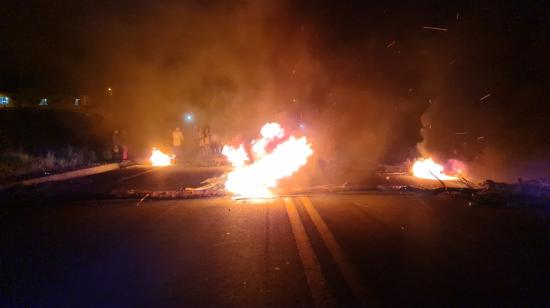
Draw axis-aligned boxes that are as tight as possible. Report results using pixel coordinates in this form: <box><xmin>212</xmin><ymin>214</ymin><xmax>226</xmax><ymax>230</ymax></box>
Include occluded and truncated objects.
<box><xmin>184</xmin><ymin>113</ymin><xmax>194</xmax><ymax>123</ymax></box>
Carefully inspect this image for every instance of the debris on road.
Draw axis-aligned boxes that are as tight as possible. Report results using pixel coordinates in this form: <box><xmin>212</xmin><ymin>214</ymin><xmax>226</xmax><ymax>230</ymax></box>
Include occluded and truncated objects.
<box><xmin>112</xmin><ymin>188</ymin><xmax>226</xmax><ymax>199</ymax></box>
<box><xmin>136</xmin><ymin>193</ymin><xmax>150</xmax><ymax>207</ymax></box>
<box><xmin>479</xmin><ymin>93</ymin><xmax>492</xmax><ymax>101</ymax></box>
<box><xmin>185</xmin><ymin>175</ymin><xmax>226</xmax><ymax>192</ymax></box>
<box><xmin>474</xmin><ymin>179</ymin><xmax>550</xmax><ymax>207</ymax></box>
<box><xmin>379</xmin><ymin>177</ymin><xmax>549</xmax><ymax>208</ymax></box>
<box><xmin>423</xmin><ymin>26</ymin><xmax>449</xmax><ymax>31</ymax></box>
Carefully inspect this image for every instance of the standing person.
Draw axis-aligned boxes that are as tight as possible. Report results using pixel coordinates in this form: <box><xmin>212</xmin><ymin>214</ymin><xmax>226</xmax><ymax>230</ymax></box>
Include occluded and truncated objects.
<box><xmin>198</xmin><ymin>126</ymin><xmax>211</xmax><ymax>161</ymax></box>
<box><xmin>202</xmin><ymin>126</ymin><xmax>211</xmax><ymax>153</ymax></box>
<box><xmin>112</xmin><ymin>129</ymin><xmax>122</xmax><ymax>162</ymax></box>
<box><xmin>171</xmin><ymin>127</ymin><xmax>184</xmax><ymax>162</ymax></box>
<box><xmin>121</xmin><ymin>130</ymin><xmax>129</xmax><ymax>161</ymax></box>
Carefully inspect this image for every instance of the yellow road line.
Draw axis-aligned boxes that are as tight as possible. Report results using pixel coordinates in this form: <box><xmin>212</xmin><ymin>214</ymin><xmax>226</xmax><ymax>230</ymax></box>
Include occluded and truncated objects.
<box><xmin>299</xmin><ymin>196</ymin><xmax>376</xmax><ymax>307</ymax></box>
<box><xmin>283</xmin><ymin>197</ymin><xmax>335</xmax><ymax>307</ymax></box>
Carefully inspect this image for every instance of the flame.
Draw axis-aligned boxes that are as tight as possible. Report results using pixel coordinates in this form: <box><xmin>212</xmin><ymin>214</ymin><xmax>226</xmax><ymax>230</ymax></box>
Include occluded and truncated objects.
<box><xmin>150</xmin><ymin>148</ymin><xmax>174</xmax><ymax>166</ymax></box>
<box><xmin>222</xmin><ymin>122</ymin><xmax>313</xmax><ymax>198</ymax></box>
<box><xmin>222</xmin><ymin>145</ymin><xmax>249</xmax><ymax>168</ymax></box>
<box><xmin>412</xmin><ymin>158</ymin><xmax>459</xmax><ymax>180</ymax></box>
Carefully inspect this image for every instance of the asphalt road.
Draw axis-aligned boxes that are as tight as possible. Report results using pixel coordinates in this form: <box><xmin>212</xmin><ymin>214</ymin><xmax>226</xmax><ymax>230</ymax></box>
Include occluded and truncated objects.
<box><xmin>1</xmin><ymin>165</ymin><xmax>548</xmax><ymax>307</ymax></box>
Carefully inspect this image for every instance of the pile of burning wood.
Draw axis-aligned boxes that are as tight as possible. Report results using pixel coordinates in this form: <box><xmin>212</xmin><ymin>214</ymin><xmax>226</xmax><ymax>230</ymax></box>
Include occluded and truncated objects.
<box><xmin>119</xmin><ymin>123</ymin><xmax>548</xmax><ymax>207</ymax></box>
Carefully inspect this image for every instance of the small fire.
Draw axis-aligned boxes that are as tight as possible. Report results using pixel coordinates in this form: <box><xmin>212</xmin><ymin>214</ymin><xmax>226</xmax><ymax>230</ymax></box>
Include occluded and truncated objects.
<box><xmin>412</xmin><ymin>157</ymin><xmax>459</xmax><ymax>180</ymax></box>
<box><xmin>150</xmin><ymin>148</ymin><xmax>174</xmax><ymax>166</ymax></box>
<box><xmin>222</xmin><ymin>122</ymin><xmax>313</xmax><ymax>198</ymax></box>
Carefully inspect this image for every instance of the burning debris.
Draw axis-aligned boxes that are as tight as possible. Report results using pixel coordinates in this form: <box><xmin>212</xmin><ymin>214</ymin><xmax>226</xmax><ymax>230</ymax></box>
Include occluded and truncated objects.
<box><xmin>150</xmin><ymin>148</ymin><xmax>174</xmax><ymax>167</ymax></box>
<box><xmin>411</xmin><ymin>158</ymin><xmax>460</xmax><ymax>181</ymax></box>
<box><xmin>222</xmin><ymin>122</ymin><xmax>313</xmax><ymax>198</ymax></box>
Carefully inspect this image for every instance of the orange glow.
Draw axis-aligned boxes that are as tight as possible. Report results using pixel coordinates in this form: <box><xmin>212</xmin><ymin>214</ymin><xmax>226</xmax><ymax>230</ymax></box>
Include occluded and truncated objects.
<box><xmin>412</xmin><ymin>157</ymin><xmax>458</xmax><ymax>180</ymax></box>
<box><xmin>222</xmin><ymin>145</ymin><xmax>249</xmax><ymax>168</ymax></box>
<box><xmin>150</xmin><ymin>148</ymin><xmax>174</xmax><ymax>166</ymax></box>
<box><xmin>222</xmin><ymin>122</ymin><xmax>313</xmax><ymax>198</ymax></box>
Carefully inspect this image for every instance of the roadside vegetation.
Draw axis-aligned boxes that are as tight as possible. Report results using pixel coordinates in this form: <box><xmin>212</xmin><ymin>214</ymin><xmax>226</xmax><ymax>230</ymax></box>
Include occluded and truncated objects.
<box><xmin>0</xmin><ymin>109</ymin><xmax>111</xmax><ymax>182</ymax></box>
<box><xmin>0</xmin><ymin>147</ymin><xmax>107</xmax><ymax>182</ymax></box>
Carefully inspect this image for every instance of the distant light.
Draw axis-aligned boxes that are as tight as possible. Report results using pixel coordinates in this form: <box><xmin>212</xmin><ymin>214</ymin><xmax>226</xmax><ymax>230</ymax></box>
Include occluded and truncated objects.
<box><xmin>107</xmin><ymin>87</ymin><xmax>112</xmax><ymax>92</ymax></box>
<box><xmin>184</xmin><ymin>113</ymin><xmax>194</xmax><ymax>123</ymax></box>
<box><xmin>299</xmin><ymin>123</ymin><xmax>305</xmax><ymax>129</ymax></box>
<box><xmin>74</xmin><ymin>98</ymin><xmax>81</xmax><ymax>106</ymax></box>
<box><xmin>0</xmin><ymin>97</ymin><xmax>9</xmax><ymax>106</ymax></box>
<box><xmin>39</xmin><ymin>98</ymin><xmax>48</xmax><ymax>106</ymax></box>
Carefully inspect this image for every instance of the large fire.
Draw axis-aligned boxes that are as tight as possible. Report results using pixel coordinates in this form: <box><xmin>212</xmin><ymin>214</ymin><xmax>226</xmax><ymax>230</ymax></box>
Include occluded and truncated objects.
<box><xmin>150</xmin><ymin>148</ymin><xmax>174</xmax><ymax>166</ymax></box>
<box><xmin>412</xmin><ymin>157</ymin><xmax>459</xmax><ymax>180</ymax></box>
<box><xmin>222</xmin><ymin>122</ymin><xmax>313</xmax><ymax>198</ymax></box>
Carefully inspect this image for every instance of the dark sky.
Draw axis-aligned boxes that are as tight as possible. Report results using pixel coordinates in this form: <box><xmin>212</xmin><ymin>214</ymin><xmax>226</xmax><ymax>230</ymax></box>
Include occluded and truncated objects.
<box><xmin>1</xmin><ymin>0</ymin><xmax>549</xmax><ymax>180</ymax></box>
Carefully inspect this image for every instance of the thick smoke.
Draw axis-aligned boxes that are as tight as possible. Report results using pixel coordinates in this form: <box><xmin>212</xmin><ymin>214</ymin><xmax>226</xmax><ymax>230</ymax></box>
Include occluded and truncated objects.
<box><xmin>79</xmin><ymin>0</ymin><xmax>421</xmax><ymax>167</ymax></box>
<box><xmin>415</xmin><ymin>3</ymin><xmax>550</xmax><ymax>181</ymax></box>
<box><xmin>1</xmin><ymin>0</ymin><xmax>548</xmax><ymax>181</ymax></box>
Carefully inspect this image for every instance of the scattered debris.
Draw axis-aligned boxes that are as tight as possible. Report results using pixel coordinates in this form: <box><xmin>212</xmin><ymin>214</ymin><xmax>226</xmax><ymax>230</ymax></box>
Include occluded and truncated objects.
<box><xmin>386</xmin><ymin>40</ymin><xmax>396</xmax><ymax>48</ymax></box>
<box><xmin>458</xmin><ymin>175</ymin><xmax>479</xmax><ymax>190</ymax></box>
<box><xmin>423</xmin><ymin>26</ymin><xmax>449</xmax><ymax>32</ymax></box>
<box><xmin>456</xmin><ymin>12</ymin><xmax>460</xmax><ymax>21</ymax></box>
<box><xmin>474</xmin><ymin>179</ymin><xmax>550</xmax><ymax>207</ymax></box>
<box><xmin>479</xmin><ymin>93</ymin><xmax>492</xmax><ymax>101</ymax></box>
<box><xmin>285</xmin><ymin>183</ymin><xmax>350</xmax><ymax>195</ymax></box>
<box><xmin>477</xmin><ymin>136</ymin><xmax>485</xmax><ymax>140</ymax></box>
<box><xmin>136</xmin><ymin>193</ymin><xmax>150</xmax><ymax>207</ymax></box>
<box><xmin>455</xmin><ymin>132</ymin><xmax>468</xmax><ymax>135</ymax></box>
<box><xmin>386</xmin><ymin>177</ymin><xmax>550</xmax><ymax>208</ymax></box>
<box><xmin>112</xmin><ymin>188</ymin><xmax>225</xmax><ymax>199</ymax></box>
<box><xmin>184</xmin><ymin>175</ymin><xmax>226</xmax><ymax>193</ymax></box>
<box><xmin>274</xmin><ymin>266</ymin><xmax>281</xmax><ymax>271</ymax></box>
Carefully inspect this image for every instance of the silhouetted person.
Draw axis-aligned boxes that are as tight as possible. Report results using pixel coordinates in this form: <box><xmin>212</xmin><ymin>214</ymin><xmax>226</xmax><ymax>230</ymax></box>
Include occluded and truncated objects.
<box><xmin>112</xmin><ymin>129</ymin><xmax>122</xmax><ymax>161</ymax></box>
<box><xmin>172</xmin><ymin>127</ymin><xmax>184</xmax><ymax>161</ymax></box>
<box><xmin>121</xmin><ymin>130</ymin><xmax>129</xmax><ymax>161</ymax></box>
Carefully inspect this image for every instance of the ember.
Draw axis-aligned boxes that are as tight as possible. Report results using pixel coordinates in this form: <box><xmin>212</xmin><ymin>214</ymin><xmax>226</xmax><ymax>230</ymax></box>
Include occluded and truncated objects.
<box><xmin>412</xmin><ymin>157</ymin><xmax>459</xmax><ymax>181</ymax></box>
<box><xmin>222</xmin><ymin>122</ymin><xmax>313</xmax><ymax>198</ymax></box>
<box><xmin>150</xmin><ymin>148</ymin><xmax>174</xmax><ymax>166</ymax></box>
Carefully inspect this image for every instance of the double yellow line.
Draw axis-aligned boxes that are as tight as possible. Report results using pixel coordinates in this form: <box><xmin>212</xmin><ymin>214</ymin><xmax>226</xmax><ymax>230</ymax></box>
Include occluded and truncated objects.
<box><xmin>283</xmin><ymin>197</ymin><xmax>375</xmax><ymax>307</ymax></box>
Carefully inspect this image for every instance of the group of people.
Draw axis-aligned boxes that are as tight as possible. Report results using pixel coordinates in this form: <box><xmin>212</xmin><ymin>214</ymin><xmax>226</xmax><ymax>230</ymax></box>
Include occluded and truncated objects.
<box><xmin>110</xmin><ymin>125</ymin><xmax>222</xmax><ymax>164</ymax></box>
<box><xmin>171</xmin><ymin>126</ymin><xmax>222</xmax><ymax>163</ymax></box>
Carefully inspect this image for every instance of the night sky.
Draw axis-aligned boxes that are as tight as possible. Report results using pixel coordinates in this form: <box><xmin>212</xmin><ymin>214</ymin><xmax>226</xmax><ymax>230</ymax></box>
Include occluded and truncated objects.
<box><xmin>1</xmin><ymin>0</ymin><xmax>549</xmax><ymax>180</ymax></box>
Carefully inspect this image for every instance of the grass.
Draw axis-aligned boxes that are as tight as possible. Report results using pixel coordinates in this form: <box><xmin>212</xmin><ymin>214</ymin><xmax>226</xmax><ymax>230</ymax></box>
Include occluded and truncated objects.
<box><xmin>0</xmin><ymin>147</ymin><xmax>100</xmax><ymax>182</ymax></box>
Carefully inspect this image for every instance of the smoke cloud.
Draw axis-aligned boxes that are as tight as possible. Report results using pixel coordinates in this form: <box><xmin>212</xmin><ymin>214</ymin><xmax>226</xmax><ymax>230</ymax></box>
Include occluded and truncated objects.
<box><xmin>1</xmin><ymin>0</ymin><xmax>548</xmax><ymax>181</ymax></box>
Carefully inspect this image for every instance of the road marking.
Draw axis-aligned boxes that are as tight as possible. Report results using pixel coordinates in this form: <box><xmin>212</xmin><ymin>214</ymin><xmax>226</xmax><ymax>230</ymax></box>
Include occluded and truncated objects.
<box><xmin>283</xmin><ymin>197</ymin><xmax>335</xmax><ymax>308</ymax></box>
<box><xmin>117</xmin><ymin>167</ymin><xmax>160</xmax><ymax>182</ymax></box>
<box><xmin>299</xmin><ymin>196</ymin><xmax>376</xmax><ymax>307</ymax></box>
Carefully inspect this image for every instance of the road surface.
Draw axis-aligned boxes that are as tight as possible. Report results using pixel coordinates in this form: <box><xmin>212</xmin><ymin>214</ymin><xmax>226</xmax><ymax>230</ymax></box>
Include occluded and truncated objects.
<box><xmin>1</xmin><ymin>165</ymin><xmax>548</xmax><ymax>307</ymax></box>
